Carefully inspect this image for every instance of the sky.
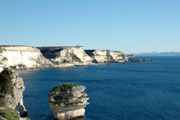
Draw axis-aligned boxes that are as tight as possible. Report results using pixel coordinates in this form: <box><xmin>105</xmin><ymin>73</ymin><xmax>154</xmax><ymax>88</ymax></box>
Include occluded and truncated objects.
<box><xmin>0</xmin><ymin>0</ymin><xmax>180</xmax><ymax>53</ymax></box>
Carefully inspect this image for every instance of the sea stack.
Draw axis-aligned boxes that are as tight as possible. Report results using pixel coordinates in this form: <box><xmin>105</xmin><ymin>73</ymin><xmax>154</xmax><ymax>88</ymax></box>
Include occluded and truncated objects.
<box><xmin>49</xmin><ymin>83</ymin><xmax>89</xmax><ymax>120</ymax></box>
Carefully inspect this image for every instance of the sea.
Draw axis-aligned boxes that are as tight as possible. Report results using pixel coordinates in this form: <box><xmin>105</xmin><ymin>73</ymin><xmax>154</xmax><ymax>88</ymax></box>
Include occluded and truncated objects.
<box><xmin>19</xmin><ymin>57</ymin><xmax>180</xmax><ymax>120</ymax></box>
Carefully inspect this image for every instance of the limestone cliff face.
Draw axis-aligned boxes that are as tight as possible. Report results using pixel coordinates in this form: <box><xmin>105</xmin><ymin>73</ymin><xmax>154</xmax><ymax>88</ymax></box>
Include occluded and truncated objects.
<box><xmin>85</xmin><ymin>50</ymin><xmax>126</xmax><ymax>63</ymax></box>
<box><xmin>0</xmin><ymin>68</ymin><xmax>27</xmax><ymax>116</ymax></box>
<box><xmin>0</xmin><ymin>46</ymin><xmax>52</xmax><ymax>69</ymax></box>
<box><xmin>0</xmin><ymin>46</ymin><xmax>126</xmax><ymax>69</ymax></box>
<box><xmin>39</xmin><ymin>46</ymin><xmax>93</xmax><ymax>67</ymax></box>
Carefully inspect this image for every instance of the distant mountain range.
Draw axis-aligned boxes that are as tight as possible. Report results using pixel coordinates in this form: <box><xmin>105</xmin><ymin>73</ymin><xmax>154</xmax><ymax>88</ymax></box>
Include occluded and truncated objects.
<box><xmin>135</xmin><ymin>52</ymin><xmax>180</xmax><ymax>56</ymax></box>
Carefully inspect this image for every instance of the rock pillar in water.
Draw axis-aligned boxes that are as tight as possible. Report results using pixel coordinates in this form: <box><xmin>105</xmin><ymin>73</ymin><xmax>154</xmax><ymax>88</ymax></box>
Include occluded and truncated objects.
<box><xmin>49</xmin><ymin>83</ymin><xmax>89</xmax><ymax>120</ymax></box>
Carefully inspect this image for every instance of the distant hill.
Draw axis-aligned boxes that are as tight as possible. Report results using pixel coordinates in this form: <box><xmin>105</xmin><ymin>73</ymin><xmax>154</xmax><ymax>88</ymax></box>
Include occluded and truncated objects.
<box><xmin>135</xmin><ymin>52</ymin><xmax>180</xmax><ymax>56</ymax></box>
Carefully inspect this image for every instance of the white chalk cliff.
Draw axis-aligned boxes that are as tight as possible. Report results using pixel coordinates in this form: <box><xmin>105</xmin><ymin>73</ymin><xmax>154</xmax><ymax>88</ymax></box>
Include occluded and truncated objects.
<box><xmin>0</xmin><ymin>46</ymin><xmax>52</xmax><ymax>69</ymax></box>
<box><xmin>39</xmin><ymin>46</ymin><xmax>93</xmax><ymax>67</ymax></box>
<box><xmin>85</xmin><ymin>50</ymin><xmax>125</xmax><ymax>63</ymax></box>
<box><xmin>0</xmin><ymin>46</ymin><xmax>127</xmax><ymax>69</ymax></box>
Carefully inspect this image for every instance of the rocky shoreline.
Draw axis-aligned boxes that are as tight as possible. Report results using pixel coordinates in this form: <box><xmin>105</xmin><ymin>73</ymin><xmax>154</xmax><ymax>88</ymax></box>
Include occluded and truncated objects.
<box><xmin>0</xmin><ymin>45</ymin><xmax>149</xmax><ymax>70</ymax></box>
<box><xmin>0</xmin><ymin>45</ymin><xmax>151</xmax><ymax>120</ymax></box>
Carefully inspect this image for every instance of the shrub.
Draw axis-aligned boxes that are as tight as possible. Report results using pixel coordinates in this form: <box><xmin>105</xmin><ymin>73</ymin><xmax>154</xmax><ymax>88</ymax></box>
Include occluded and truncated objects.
<box><xmin>0</xmin><ymin>68</ymin><xmax>14</xmax><ymax>96</ymax></box>
<box><xmin>0</xmin><ymin>108</ymin><xmax>20</xmax><ymax>120</ymax></box>
<box><xmin>50</xmin><ymin>83</ymin><xmax>78</xmax><ymax>93</ymax></box>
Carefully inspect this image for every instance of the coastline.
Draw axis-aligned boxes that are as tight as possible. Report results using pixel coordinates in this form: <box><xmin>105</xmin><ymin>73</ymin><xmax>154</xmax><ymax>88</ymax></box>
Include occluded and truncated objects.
<box><xmin>0</xmin><ymin>45</ymin><xmax>151</xmax><ymax>120</ymax></box>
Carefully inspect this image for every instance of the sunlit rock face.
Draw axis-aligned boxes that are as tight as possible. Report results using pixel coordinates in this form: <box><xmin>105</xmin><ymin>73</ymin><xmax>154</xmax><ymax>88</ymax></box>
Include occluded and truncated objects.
<box><xmin>125</xmin><ymin>54</ymin><xmax>142</xmax><ymax>62</ymax></box>
<box><xmin>85</xmin><ymin>50</ymin><xmax>126</xmax><ymax>63</ymax></box>
<box><xmin>39</xmin><ymin>46</ymin><xmax>93</xmax><ymax>67</ymax></box>
<box><xmin>0</xmin><ymin>46</ymin><xmax>126</xmax><ymax>69</ymax></box>
<box><xmin>0</xmin><ymin>68</ymin><xmax>27</xmax><ymax>116</ymax></box>
<box><xmin>0</xmin><ymin>46</ymin><xmax>52</xmax><ymax>69</ymax></box>
<box><xmin>49</xmin><ymin>83</ymin><xmax>89</xmax><ymax>120</ymax></box>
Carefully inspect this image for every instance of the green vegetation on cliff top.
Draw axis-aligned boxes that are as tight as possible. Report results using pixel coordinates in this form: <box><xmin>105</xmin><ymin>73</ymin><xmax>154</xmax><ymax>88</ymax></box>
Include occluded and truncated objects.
<box><xmin>0</xmin><ymin>68</ymin><xmax>14</xmax><ymax>96</ymax></box>
<box><xmin>50</xmin><ymin>83</ymin><xmax>78</xmax><ymax>93</ymax></box>
<box><xmin>0</xmin><ymin>108</ymin><xmax>20</xmax><ymax>120</ymax></box>
<box><xmin>49</xmin><ymin>83</ymin><xmax>85</xmax><ymax>105</ymax></box>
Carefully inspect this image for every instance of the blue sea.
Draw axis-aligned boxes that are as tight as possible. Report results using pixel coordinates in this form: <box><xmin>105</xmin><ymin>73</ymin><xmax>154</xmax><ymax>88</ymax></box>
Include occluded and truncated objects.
<box><xmin>19</xmin><ymin>57</ymin><xmax>180</xmax><ymax>120</ymax></box>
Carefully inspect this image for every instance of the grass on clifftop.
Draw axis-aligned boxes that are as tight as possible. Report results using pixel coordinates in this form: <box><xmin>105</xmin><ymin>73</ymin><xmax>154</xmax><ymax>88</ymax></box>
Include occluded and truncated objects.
<box><xmin>49</xmin><ymin>83</ymin><xmax>85</xmax><ymax>105</ymax></box>
<box><xmin>0</xmin><ymin>68</ymin><xmax>14</xmax><ymax>96</ymax></box>
<box><xmin>50</xmin><ymin>83</ymin><xmax>78</xmax><ymax>93</ymax></box>
<box><xmin>0</xmin><ymin>108</ymin><xmax>20</xmax><ymax>120</ymax></box>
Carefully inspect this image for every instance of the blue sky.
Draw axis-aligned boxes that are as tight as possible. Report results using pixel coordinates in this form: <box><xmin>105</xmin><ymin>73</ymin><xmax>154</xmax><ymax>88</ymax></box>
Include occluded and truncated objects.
<box><xmin>0</xmin><ymin>0</ymin><xmax>180</xmax><ymax>53</ymax></box>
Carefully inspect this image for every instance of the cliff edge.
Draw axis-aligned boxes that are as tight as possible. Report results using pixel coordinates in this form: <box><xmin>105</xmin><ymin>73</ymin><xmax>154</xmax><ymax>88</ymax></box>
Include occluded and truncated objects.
<box><xmin>85</xmin><ymin>50</ymin><xmax>126</xmax><ymax>63</ymax></box>
<box><xmin>0</xmin><ymin>46</ymin><xmax>53</xmax><ymax>69</ymax></box>
<box><xmin>38</xmin><ymin>46</ymin><xmax>93</xmax><ymax>67</ymax></box>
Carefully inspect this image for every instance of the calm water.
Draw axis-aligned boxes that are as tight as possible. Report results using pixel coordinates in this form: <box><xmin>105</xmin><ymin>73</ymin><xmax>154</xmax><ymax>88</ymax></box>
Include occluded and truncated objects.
<box><xmin>19</xmin><ymin>57</ymin><xmax>180</xmax><ymax>120</ymax></box>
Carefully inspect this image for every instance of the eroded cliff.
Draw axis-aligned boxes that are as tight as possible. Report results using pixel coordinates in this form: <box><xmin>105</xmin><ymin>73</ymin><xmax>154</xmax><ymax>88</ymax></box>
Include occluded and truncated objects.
<box><xmin>0</xmin><ymin>46</ymin><xmax>127</xmax><ymax>69</ymax></box>
<box><xmin>85</xmin><ymin>50</ymin><xmax>126</xmax><ymax>63</ymax></box>
<box><xmin>0</xmin><ymin>46</ymin><xmax>52</xmax><ymax>69</ymax></box>
<box><xmin>39</xmin><ymin>46</ymin><xmax>93</xmax><ymax>67</ymax></box>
